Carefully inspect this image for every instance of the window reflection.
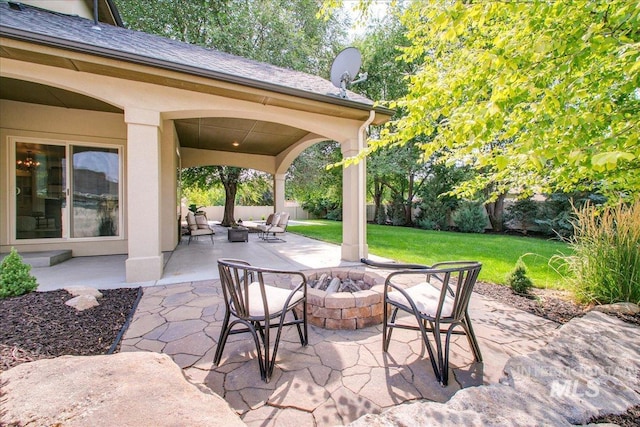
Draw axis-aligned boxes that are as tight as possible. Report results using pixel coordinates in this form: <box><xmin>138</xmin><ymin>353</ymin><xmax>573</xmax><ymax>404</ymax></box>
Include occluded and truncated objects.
<box><xmin>72</xmin><ymin>146</ymin><xmax>120</xmax><ymax>237</ymax></box>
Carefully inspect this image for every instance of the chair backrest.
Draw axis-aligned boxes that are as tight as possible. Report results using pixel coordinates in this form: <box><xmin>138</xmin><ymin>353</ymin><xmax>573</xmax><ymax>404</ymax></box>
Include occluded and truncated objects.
<box><xmin>427</xmin><ymin>261</ymin><xmax>481</xmax><ymax>320</ymax></box>
<box><xmin>218</xmin><ymin>258</ymin><xmax>259</xmax><ymax>319</ymax></box>
<box><xmin>186</xmin><ymin>211</ymin><xmax>197</xmax><ymax>231</ymax></box>
<box><xmin>276</xmin><ymin>212</ymin><xmax>290</xmax><ymax>229</ymax></box>
<box><xmin>265</xmin><ymin>213</ymin><xmax>275</xmax><ymax>225</ymax></box>
<box><xmin>194</xmin><ymin>214</ymin><xmax>210</xmax><ymax>229</ymax></box>
<box><xmin>217</xmin><ymin>258</ymin><xmax>306</xmax><ymax>320</ymax></box>
<box><xmin>387</xmin><ymin>261</ymin><xmax>481</xmax><ymax>320</ymax></box>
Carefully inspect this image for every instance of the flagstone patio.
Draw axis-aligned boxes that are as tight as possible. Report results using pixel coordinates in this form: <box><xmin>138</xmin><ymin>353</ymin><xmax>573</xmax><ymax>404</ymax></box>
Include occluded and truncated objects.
<box><xmin>120</xmin><ymin>275</ymin><xmax>559</xmax><ymax>426</ymax></box>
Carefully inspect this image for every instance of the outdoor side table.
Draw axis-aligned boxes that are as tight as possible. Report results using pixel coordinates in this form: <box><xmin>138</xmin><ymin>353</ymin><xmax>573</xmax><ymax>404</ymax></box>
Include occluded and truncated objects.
<box><xmin>227</xmin><ymin>226</ymin><xmax>249</xmax><ymax>242</ymax></box>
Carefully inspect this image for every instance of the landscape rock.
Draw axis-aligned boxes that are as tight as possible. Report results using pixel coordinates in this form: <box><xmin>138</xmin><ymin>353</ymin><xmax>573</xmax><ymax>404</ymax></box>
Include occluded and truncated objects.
<box><xmin>592</xmin><ymin>302</ymin><xmax>640</xmax><ymax>315</ymax></box>
<box><xmin>0</xmin><ymin>352</ymin><xmax>246</xmax><ymax>427</ymax></box>
<box><xmin>348</xmin><ymin>311</ymin><xmax>640</xmax><ymax>427</ymax></box>
<box><xmin>64</xmin><ymin>285</ymin><xmax>104</xmax><ymax>299</ymax></box>
<box><xmin>65</xmin><ymin>294</ymin><xmax>100</xmax><ymax>311</ymax></box>
<box><xmin>65</xmin><ymin>295</ymin><xmax>100</xmax><ymax>311</ymax></box>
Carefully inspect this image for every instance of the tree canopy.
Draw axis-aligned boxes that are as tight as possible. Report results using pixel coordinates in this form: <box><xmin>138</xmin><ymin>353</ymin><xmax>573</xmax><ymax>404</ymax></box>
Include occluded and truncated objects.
<box><xmin>327</xmin><ymin>0</ymin><xmax>640</xmax><ymax>202</ymax></box>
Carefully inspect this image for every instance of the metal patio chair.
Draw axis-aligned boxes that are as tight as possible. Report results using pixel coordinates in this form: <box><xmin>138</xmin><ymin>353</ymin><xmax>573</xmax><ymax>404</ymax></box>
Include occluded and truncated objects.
<box><xmin>214</xmin><ymin>258</ymin><xmax>308</xmax><ymax>382</ymax></box>
<box><xmin>383</xmin><ymin>261</ymin><xmax>483</xmax><ymax>386</ymax></box>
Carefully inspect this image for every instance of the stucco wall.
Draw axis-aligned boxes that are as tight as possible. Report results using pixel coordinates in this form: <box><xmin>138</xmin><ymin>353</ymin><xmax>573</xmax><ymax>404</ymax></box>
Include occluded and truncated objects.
<box><xmin>0</xmin><ymin>99</ymin><xmax>129</xmax><ymax>256</ymax></box>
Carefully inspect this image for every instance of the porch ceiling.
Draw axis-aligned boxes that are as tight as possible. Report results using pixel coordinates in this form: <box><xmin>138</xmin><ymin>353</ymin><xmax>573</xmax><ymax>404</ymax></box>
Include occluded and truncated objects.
<box><xmin>174</xmin><ymin>118</ymin><xmax>310</xmax><ymax>156</ymax></box>
<box><xmin>0</xmin><ymin>77</ymin><xmax>312</xmax><ymax>157</ymax></box>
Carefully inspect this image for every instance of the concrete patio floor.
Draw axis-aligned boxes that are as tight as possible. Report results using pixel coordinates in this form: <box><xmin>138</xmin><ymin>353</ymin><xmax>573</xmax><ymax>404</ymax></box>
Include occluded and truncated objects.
<box><xmin>32</xmin><ymin>222</ymin><xmax>374</xmax><ymax>291</ymax></box>
<box><xmin>29</xmin><ymin>225</ymin><xmax>561</xmax><ymax>426</ymax></box>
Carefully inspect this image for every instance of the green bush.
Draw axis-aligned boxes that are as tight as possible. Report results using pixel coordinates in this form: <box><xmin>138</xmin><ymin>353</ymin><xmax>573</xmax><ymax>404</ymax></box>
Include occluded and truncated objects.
<box><xmin>0</xmin><ymin>248</ymin><xmax>38</xmax><ymax>298</ymax></box>
<box><xmin>506</xmin><ymin>258</ymin><xmax>534</xmax><ymax>295</ymax></box>
<box><xmin>535</xmin><ymin>192</ymin><xmax>607</xmax><ymax>239</ymax></box>
<box><xmin>387</xmin><ymin>195</ymin><xmax>408</xmax><ymax>226</ymax></box>
<box><xmin>416</xmin><ymin>200</ymin><xmax>449</xmax><ymax>230</ymax></box>
<box><xmin>505</xmin><ymin>198</ymin><xmax>539</xmax><ymax>234</ymax></box>
<box><xmin>453</xmin><ymin>201</ymin><xmax>486</xmax><ymax>233</ymax></box>
<box><xmin>561</xmin><ymin>201</ymin><xmax>640</xmax><ymax>305</ymax></box>
<box><xmin>376</xmin><ymin>204</ymin><xmax>387</xmax><ymax>225</ymax></box>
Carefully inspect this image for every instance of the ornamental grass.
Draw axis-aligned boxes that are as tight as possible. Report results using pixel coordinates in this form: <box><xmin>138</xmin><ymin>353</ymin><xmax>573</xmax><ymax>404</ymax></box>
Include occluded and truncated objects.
<box><xmin>562</xmin><ymin>201</ymin><xmax>640</xmax><ymax>305</ymax></box>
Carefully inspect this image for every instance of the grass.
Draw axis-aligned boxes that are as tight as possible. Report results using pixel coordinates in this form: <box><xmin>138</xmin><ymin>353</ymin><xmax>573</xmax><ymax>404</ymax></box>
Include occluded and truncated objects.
<box><xmin>288</xmin><ymin>220</ymin><xmax>571</xmax><ymax>288</ymax></box>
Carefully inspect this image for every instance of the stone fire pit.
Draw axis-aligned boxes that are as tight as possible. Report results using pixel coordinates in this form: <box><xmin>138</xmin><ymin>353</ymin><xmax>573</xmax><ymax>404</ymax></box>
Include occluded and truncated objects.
<box><xmin>301</xmin><ymin>268</ymin><xmax>386</xmax><ymax>330</ymax></box>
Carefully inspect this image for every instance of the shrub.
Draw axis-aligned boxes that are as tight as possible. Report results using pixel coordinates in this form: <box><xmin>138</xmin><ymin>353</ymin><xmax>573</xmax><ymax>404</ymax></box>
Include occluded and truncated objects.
<box><xmin>376</xmin><ymin>204</ymin><xmax>387</xmax><ymax>225</ymax></box>
<box><xmin>0</xmin><ymin>248</ymin><xmax>38</xmax><ymax>298</ymax></box>
<box><xmin>535</xmin><ymin>192</ymin><xmax>607</xmax><ymax>239</ymax></box>
<box><xmin>415</xmin><ymin>199</ymin><xmax>449</xmax><ymax>230</ymax></box>
<box><xmin>505</xmin><ymin>198</ymin><xmax>539</xmax><ymax>234</ymax></box>
<box><xmin>387</xmin><ymin>195</ymin><xmax>408</xmax><ymax>226</ymax></box>
<box><xmin>560</xmin><ymin>201</ymin><xmax>640</xmax><ymax>305</ymax></box>
<box><xmin>506</xmin><ymin>258</ymin><xmax>534</xmax><ymax>295</ymax></box>
<box><xmin>453</xmin><ymin>201</ymin><xmax>486</xmax><ymax>233</ymax></box>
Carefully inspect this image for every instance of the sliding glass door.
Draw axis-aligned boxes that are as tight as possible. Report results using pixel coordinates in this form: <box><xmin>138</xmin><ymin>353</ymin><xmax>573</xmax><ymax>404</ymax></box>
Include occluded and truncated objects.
<box><xmin>14</xmin><ymin>140</ymin><xmax>121</xmax><ymax>241</ymax></box>
<box><xmin>15</xmin><ymin>142</ymin><xmax>66</xmax><ymax>239</ymax></box>
<box><xmin>71</xmin><ymin>146</ymin><xmax>120</xmax><ymax>237</ymax></box>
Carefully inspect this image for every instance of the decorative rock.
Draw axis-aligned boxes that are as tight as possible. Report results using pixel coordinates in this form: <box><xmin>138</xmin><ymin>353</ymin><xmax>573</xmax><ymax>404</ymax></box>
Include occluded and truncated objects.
<box><xmin>0</xmin><ymin>352</ymin><xmax>246</xmax><ymax>427</ymax></box>
<box><xmin>64</xmin><ymin>286</ymin><xmax>103</xmax><ymax>299</ymax></box>
<box><xmin>348</xmin><ymin>311</ymin><xmax>640</xmax><ymax>427</ymax></box>
<box><xmin>65</xmin><ymin>294</ymin><xmax>99</xmax><ymax>311</ymax></box>
<box><xmin>592</xmin><ymin>302</ymin><xmax>640</xmax><ymax>315</ymax></box>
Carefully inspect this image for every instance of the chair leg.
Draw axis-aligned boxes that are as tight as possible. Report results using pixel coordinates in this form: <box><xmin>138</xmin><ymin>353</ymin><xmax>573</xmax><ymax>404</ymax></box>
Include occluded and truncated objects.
<box><xmin>383</xmin><ymin>305</ymin><xmax>399</xmax><ymax>352</ymax></box>
<box><xmin>461</xmin><ymin>315</ymin><xmax>483</xmax><ymax>362</ymax></box>
<box><xmin>417</xmin><ymin>318</ymin><xmax>442</xmax><ymax>385</ymax></box>
<box><xmin>430</xmin><ymin>319</ymin><xmax>447</xmax><ymax>385</ymax></box>
<box><xmin>292</xmin><ymin>307</ymin><xmax>307</xmax><ymax>346</ymax></box>
<box><xmin>213</xmin><ymin>310</ymin><xmax>232</xmax><ymax>366</ymax></box>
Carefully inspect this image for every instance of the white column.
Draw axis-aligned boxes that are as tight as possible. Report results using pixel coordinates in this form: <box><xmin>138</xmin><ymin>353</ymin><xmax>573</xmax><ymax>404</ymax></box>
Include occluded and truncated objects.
<box><xmin>125</xmin><ymin>108</ymin><xmax>163</xmax><ymax>282</ymax></box>
<box><xmin>274</xmin><ymin>173</ymin><xmax>286</xmax><ymax>213</ymax></box>
<box><xmin>341</xmin><ymin>137</ymin><xmax>368</xmax><ymax>261</ymax></box>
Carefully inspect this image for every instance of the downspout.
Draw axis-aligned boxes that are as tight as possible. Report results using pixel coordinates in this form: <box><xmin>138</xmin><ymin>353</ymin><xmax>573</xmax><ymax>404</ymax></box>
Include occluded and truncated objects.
<box><xmin>357</xmin><ymin>110</ymin><xmax>376</xmax><ymax>259</ymax></box>
<box><xmin>92</xmin><ymin>0</ymin><xmax>101</xmax><ymax>30</ymax></box>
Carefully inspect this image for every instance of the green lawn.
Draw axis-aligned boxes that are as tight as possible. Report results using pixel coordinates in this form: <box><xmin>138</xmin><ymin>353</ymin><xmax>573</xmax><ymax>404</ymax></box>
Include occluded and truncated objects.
<box><xmin>288</xmin><ymin>220</ymin><xmax>572</xmax><ymax>289</ymax></box>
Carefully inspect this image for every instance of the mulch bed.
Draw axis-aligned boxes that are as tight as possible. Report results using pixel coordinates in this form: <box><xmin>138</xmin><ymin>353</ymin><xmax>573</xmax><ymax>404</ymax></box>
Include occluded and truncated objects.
<box><xmin>473</xmin><ymin>282</ymin><xmax>587</xmax><ymax>324</ymax></box>
<box><xmin>0</xmin><ymin>288</ymin><xmax>139</xmax><ymax>372</ymax></box>
<box><xmin>1</xmin><ymin>283</ymin><xmax>638</xmax><ymax>424</ymax></box>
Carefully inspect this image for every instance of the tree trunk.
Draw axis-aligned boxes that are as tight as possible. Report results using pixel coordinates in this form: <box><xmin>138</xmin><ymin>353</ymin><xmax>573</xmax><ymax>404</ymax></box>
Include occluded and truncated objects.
<box><xmin>485</xmin><ymin>193</ymin><xmax>506</xmax><ymax>232</ymax></box>
<box><xmin>217</xmin><ymin>166</ymin><xmax>242</xmax><ymax>226</ymax></box>
<box><xmin>405</xmin><ymin>173</ymin><xmax>415</xmax><ymax>225</ymax></box>
<box><xmin>222</xmin><ymin>183</ymin><xmax>238</xmax><ymax>226</ymax></box>
<box><xmin>373</xmin><ymin>178</ymin><xmax>384</xmax><ymax>223</ymax></box>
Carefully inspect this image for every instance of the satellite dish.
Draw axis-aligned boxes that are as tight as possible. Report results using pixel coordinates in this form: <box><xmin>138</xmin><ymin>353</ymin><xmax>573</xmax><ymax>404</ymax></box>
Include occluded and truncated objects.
<box><xmin>330</xmin><ymin>47</ymin><xmax>364</xmax><ymax>99</ymax></box>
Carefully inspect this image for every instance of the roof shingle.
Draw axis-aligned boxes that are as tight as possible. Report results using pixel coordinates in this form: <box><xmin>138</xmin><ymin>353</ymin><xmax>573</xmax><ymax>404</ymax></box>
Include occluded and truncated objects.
<box><xmin>0</xmin><ymin>2</ymin><xmax>373</xmax><ymax>106</ymax></box>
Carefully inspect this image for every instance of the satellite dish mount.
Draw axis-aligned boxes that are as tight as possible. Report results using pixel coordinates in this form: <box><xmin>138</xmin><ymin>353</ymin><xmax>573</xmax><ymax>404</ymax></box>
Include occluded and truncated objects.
<box><xmin>330</xmin><ymin>47</ymin><xmax>367</xmax><ymax>99</ymax></box>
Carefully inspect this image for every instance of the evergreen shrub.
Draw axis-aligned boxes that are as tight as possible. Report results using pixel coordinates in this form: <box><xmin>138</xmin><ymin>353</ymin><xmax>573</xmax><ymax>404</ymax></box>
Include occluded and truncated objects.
<box><xmin>0</xmin><ymin>248</ymin><xmax>38</xmax><ymax>298</ymax></box>
<box><xmin>506</xmin><ymin>258</ymin><xmax>534</xmax><ymax>295</ymax></box>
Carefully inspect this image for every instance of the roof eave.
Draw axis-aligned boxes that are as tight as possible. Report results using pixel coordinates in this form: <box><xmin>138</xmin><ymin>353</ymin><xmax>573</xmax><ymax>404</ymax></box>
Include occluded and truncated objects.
<box><xmin>0</xmin><ymin>25</ymin><xmax>394</xmax><ymax>120</ymax></box>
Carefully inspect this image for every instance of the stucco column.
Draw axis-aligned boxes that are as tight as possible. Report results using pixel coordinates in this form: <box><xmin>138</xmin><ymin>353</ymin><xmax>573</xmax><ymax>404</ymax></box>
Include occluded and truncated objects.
<box><xmin>125</xmin><ymin>108</ymin><xmax>163</xmax><ymax>282</ymax></box>
<box><xmin>274</xmin><ymin>173</ymin><xmax>286</xmax><ymax>213</ymax></box>
<box><xmin>341</xmin><ymin>138</ymin><xmax>368</xmax><ymax>261</ymax></box>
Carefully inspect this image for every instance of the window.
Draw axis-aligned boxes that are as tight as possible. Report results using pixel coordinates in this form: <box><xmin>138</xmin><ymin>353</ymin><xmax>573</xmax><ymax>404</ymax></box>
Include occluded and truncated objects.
<box><xmin>14</xmin><ymin>139</ymin><xmax>122</xmax><ymax>241</ymax></box>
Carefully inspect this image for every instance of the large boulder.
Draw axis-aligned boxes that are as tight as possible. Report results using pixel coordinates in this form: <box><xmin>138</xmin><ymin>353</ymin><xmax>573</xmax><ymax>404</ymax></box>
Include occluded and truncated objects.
<box><xmin>348</xmin><ymin>311</ymin><xmax>640</xmax><ymax>426</ymax></box>
<box><xmin>0</xmin><ymin>351</ymin><xmax>245</xmax><ymax>427</ymax></box>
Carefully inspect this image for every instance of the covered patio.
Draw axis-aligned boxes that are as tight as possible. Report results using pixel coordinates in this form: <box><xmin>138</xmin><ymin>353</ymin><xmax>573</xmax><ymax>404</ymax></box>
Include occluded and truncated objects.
<box><xmin>28</xmin><ymin>226</ymin><xmax>560</xmax><ymax>426</ymax></box>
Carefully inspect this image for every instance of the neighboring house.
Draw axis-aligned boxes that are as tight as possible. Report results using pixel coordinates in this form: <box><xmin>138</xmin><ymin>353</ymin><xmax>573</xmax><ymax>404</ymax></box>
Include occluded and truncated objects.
<box><xmin>0</xmin><ymin>0</ymin><xmax>391</xmax><ymax>282</ymax></box>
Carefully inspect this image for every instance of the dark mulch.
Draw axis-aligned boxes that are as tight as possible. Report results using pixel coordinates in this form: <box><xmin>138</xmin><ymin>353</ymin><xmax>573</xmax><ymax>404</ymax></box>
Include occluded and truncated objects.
<box><xmin>0</xmin><ymin>288</ymin><xmax>139</xmax><ymax>372</ymax></box>
<box><xmin>474</xmin><ymin>281</ymin><xmax>587</xmax><ymax>324</ymax></box>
